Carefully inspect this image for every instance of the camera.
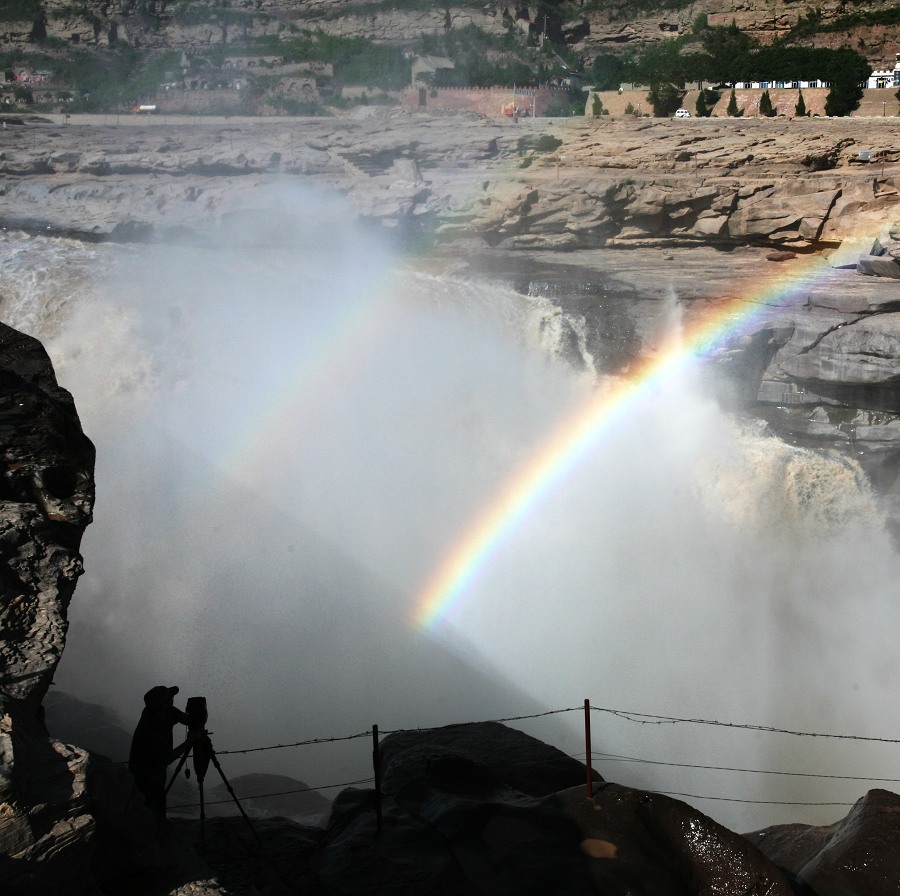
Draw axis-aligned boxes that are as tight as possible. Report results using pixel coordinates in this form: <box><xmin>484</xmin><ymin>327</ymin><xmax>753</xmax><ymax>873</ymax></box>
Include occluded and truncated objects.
<box><xmin>185</xmin><ymin>696</ymin><xmax>208</xmax><ymax>733</ymax></box>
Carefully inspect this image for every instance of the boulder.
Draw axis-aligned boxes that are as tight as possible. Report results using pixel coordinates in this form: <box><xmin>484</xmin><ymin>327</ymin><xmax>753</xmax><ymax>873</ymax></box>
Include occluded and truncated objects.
<box><xmin>778</xmin><ymin>313</ymin><xmax>900</xmax><ymax>390</ymax></box>
<box><xmin>827</xmin><ymin>236</ymin><xmax>873</xmax><ymax>269</ymax></box>
<box><xmin>857</xmin><ymin>254</ymin><xmax>900</xmax><ymax>278</ymax></box>
<box><xmin>746</xmin><ymin>789</ymin><xmax>900</xmax><ymax>896</ymax></box>
<box><xmin>317</xmin><ymin>722</ymin><xmax>795</xmax><ymax>895</ymax></box>
<box><xmin>380</xmin><ymin>721</ymin><xmax>598</xmax><ymax>799</ymax></box>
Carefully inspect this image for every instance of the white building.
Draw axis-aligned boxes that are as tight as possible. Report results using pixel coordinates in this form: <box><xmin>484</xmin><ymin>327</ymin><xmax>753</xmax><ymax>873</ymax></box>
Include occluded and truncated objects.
<box><xmin>864</xmin><ymin>55</ymin><xmax>900</xmax><ymax>89</ymax></box>
<box><xmin>731</xmin><ymin>79</ymin><xmax>830</xmax><ymax>89</ymax></box>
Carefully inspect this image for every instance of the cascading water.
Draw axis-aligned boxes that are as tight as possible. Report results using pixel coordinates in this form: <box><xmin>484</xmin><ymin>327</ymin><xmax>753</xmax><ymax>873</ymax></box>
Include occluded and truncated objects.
<box><xmin>1</xmin><ymin>187</ymin><xmax>898</xmax><ymax>833</ymax></box>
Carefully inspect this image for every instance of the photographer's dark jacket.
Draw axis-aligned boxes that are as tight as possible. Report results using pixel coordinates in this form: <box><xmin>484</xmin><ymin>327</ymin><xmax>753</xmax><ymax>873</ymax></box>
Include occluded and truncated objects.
<box><xmin>129</xmin><ymin>704</ymin><xmax>190</xmax><ymax>776</ymax></box>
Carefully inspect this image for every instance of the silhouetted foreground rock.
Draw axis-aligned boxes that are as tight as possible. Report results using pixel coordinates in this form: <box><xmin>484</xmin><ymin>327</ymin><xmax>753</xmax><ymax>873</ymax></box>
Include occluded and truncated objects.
<box><xmin>747</xmin><ymin>788</ymin><xmax>900</xmax><ymax>896</ymax></box>
<box><xmin>0</xmin><ymin>323</ymin><xmax>95</xmax><ymax>893</ymax></box>
<box><xmin>313</xmin><ymin>721</ymin><xmax>795</xmax><ymax>896</ymax></box>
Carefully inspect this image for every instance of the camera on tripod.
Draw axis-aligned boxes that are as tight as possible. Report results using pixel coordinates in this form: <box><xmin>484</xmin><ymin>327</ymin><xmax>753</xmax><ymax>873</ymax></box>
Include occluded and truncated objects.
<box><xmin>185</xmin><ymin>696</ymin><xmax>208</xmax><ymax>733</ymax></box>
<box><xmin>184</xmin><ymin>696</ymin><xmax>212</xmax><ymax>782</ymax></box>
<box><xmin>166</xmin><ymin>694</ymin><xmax>258</xmax><ymax>846</ymax></box>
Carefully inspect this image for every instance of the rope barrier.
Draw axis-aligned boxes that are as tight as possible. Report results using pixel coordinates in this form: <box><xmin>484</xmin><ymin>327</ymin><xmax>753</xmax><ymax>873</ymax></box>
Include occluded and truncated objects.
<box><xmin>590</xmin><ymin>706</ymin><xmax>900</xmax><ymax>744</ymax></box>
<box><xmin>652</xmin><ymin>790</ymin><xmax>857</xmax><ymax>807</ymax></box>
<box><xmin>590</xmin><ymin>751</ymin><xmax>900</xmax><ymax>783</ymax></box>
<box><xmin>216</xmin><ymin>730</ymin><xmax>372</xmax><ymax>756</ymax></box>
<box><xmin>168</xmin><ymin>776</ymin><xmax>375</xmax><ymax>812</ymax></box>
<box><xmin>379</xmin><ymin>705</ymin><xmax>584</xmax><ymax>736</ymax></box>
<box><xmin>212</xmin><ymin>704</ymin><xmax>900</xmax><ymax>758</ymax></box>
<box><xmin>159</xmin><ymin>702</ymin><xmax>899</xmax><ymax>813</ymax></box>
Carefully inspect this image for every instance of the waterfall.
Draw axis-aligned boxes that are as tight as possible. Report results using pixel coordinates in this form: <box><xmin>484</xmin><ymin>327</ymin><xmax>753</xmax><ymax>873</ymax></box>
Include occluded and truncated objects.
<box><xmin>1</xmin><ymin>190</ymin><xmax>897</xmax><ymax>833</ymax></box>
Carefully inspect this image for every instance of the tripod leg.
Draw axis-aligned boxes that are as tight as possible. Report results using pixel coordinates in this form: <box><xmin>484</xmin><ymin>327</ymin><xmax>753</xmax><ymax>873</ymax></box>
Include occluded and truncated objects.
<box><xmin>166</xmin><ymin>745</ymin><xmax>192</xmax><ymax>796</ymax></box>
<box><xmin>199</xmin><ymin>775</ymin><xmax>206</xmax><ymax>850</ymax></box>
<box><xmin>207</xmin><ymin>744</ymin><xmax>261</xmax><ymax>845</ymax></box>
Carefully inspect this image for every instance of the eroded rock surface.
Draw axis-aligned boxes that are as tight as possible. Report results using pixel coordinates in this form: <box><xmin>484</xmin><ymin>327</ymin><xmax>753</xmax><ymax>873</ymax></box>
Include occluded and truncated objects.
<box><xmin>0</xmin><ymin>323</ymin><xmax>95</xmax><ymax>892</ymax></box>
<box><xmin>1</xmin><ymin>114</ymin><xmax>899</xmax><ymax>253</ymax></box>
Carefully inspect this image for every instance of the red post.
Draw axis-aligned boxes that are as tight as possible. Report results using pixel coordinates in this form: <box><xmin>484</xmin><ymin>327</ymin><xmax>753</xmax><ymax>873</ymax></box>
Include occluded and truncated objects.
<box><xmin>584</xmin><ymin>699</ymin><xmax>592</xmax><ymax>799</ymax></box>
<box><xmin>372</xmin><ymin>724</ymin><xmax>383</xmax><ymax>832</ymax></box>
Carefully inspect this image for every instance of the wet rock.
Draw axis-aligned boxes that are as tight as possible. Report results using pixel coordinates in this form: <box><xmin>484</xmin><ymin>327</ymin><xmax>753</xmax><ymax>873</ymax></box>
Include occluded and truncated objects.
<box><xmin>317</xmin><ymin>722</ymin><xmax>794</xmax><ymax>896</ymax></box>
<box><xmin>746</xmin><ymin>789</ymin><xmax>900</xmax><ymax>896</ymax></box>
<box><xmin>779</xmin><ymin>312</ymin><xmax>900</xmax><ymax>390</ymax></box>
<box><xmin>380</xmin><ymin>721</ymin><xmax>598</xmax><ymax>799</ymax></box>
<box><xmin>0</xmin><ymin>324</ymin><xmax>96</xmax><ymax>894</ymax></box>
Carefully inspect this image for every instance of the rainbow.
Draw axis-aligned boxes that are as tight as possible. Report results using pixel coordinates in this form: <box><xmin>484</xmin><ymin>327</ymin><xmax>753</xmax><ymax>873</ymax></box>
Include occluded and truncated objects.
<box><xmin>414</xmin><ymin>251</ymin><xmax>837</xmax><ymax>630</ymax></box>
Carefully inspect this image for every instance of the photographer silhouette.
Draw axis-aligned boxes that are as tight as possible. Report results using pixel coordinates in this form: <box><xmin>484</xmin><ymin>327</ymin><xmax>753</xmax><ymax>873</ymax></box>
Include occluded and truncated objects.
<box><xmin>128</xmin><ymin>685</ymin><xmax>204</xmax><ymax>820</ymax></box>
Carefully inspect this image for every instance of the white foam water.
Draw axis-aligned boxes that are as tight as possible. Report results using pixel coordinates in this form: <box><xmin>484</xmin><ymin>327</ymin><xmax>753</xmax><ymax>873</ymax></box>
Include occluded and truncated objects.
<box><xmin>1</xmin><ymin>202</ymin><xmax>898</xmax><ymax>833</ymax></box>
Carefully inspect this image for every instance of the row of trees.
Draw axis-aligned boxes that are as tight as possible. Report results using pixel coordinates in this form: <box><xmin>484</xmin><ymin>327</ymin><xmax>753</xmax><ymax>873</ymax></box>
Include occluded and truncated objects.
<box><xmin>592</xmin><ymin>21</ymin><xmax>872</xmax><ymax>117</ymax></box>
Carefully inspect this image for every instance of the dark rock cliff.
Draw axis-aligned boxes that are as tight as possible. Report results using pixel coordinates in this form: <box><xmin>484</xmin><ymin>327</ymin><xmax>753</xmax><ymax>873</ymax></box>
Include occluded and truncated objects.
<box><xmin>0</xmin><ymin>322</ymin><xmax>95</xmax><ymax>894</ymax></box>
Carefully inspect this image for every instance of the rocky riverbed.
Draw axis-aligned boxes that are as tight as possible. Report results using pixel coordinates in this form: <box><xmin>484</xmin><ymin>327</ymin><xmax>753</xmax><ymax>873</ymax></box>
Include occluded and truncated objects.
<box><xmin>0</xmin><ymin>111</ymin><xmax>898</xmax><ymax>248</ymax></box>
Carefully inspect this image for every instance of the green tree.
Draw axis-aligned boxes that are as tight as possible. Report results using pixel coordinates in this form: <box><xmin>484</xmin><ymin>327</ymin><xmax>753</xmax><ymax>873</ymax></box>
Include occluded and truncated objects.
<box><xmin>727</xmin><ymin>88</ymin><xmax>740</xmax><ymax>116</ymax></box>
<box><xmin>591</xmin><ymin>93</ymin><xmax>604</xmax><ymax>116</ymax></box>
<box><xmin>695</xmin><ymin>90</ymin><xmax>708</xmax><ymax>117</ymax></box>
<box><xmin>759</xmin><ymin>89</ymin><xmax>774</xmax><ymax>116</ymax></box>
<box><xmin>700</xmin><ymin>22</ymin><xmax>756</xmax><ymax>83</ymax></box>
<box><xmin>695</xmin><ymin>87</ymin><xmax>719</xmax><ymax>117</ymax></box>
<box><xmin>647</xmin><ymin>81</ymin><xmax>682</xmax><ymax>117</ymax></box>
<box><xmin>823</xmin><ymin>47</ymin><xmax>869</xmax><ymax>116</ymax></box>
<box><xmin>625</xmin><ymin>39</ymin><xmax>686</xmax><ymax>88</ymax></box>
<box><xmin>591</xmin><ymin>52</ymin><xmax>625</xmax><ymax>91</ymax></box>
<box><xmin>0</xmin><ymin>0</ymin><xmax>41</xmax><ymax>22</ymax></box>
<box><xmin>795</xmin><ymin>88</ymin><xmax>807</xmax><ymax>117</ymax></box>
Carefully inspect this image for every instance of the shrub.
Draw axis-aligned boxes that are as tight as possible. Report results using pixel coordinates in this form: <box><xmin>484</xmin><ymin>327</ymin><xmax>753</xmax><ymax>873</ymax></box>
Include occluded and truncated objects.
<box><xmin>795</xmin><ymin>89</ymin><xmax>807</xmax><ymax>117</ymax></box>
<box><xmin>517</xmin><ymin>134</ymin><xmax>563</xmax><ymax>154</ymax></box>
<box><xmin>759</xmin><ymin>89</ymin><xmax>774</xmax><ymax>116</ymax></box>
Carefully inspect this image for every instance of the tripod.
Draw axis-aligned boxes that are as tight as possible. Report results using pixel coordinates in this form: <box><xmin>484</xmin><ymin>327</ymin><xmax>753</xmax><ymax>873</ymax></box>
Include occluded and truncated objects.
<box><xmin>166</xmin><ymin>731</ymin><xmax>260</xmax><ymax>849</ymax></box>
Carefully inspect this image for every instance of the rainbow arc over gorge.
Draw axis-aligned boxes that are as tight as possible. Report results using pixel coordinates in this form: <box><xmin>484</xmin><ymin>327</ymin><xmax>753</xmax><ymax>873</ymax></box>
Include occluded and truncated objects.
<box><xmin>413</xmin><ymin>250</ymin><xmax>839</xmax><ymax>631</ymax></box>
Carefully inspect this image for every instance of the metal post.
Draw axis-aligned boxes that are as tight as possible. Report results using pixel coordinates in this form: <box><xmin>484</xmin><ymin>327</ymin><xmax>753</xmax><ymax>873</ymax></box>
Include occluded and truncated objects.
<box><xmin>584</xmin><ymin>699</ymin><xmax>592</xmax><ymax>799</ymax></box>
<box><xmin>372</xmin><ymin>724</ymin><xmax>383</xmax><ymax>832</ymax></box>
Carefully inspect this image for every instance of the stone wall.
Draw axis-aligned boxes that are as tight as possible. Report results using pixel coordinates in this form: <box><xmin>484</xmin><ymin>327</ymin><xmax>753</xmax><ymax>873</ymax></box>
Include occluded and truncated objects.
<box><xmin>585</xmin><ymin>88</ymin><xmax>900</xmax><ymax>118</ymax></box>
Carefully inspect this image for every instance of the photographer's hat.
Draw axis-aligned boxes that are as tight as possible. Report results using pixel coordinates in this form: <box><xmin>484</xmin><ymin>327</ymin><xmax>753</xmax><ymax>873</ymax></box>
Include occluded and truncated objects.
<box><xmin>143</xmin><ymin>685</ymin><xmax>179</xmax><ymax>708</ymax></box>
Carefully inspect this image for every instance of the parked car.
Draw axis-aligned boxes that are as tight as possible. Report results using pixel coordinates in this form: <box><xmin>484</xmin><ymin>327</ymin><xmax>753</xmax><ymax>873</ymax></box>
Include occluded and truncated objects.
<box><xmin>674</xmin><ymin>108</ymin><xmax>691</xmax><ymax>118</ymax></box>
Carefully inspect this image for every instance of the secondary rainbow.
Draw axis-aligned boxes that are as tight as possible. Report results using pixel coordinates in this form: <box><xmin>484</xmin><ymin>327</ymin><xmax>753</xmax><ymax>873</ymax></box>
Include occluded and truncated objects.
<box><xmin>415</xmin><ymin>252</ymin><xmax>837</xmax><ymax>630</ymax></box>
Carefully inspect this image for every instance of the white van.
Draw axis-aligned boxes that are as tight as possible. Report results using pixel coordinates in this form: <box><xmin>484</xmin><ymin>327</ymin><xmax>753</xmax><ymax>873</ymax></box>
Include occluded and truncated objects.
<box><xmin>674</xmin><ymin>109</ymin><xmax>691</xmax><ymax>118</ymax></box>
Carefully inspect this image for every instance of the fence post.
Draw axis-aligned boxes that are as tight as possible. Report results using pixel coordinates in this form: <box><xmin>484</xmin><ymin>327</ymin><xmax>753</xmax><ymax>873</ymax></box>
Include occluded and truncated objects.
<box><xmin>584</xmin><ymin>699</ymin><xmax>592</xmax><ymax>799</ymax></box>
<box><xmin>372</xmin><ymin>724</ymin><xmax>383</xmax><ymax>833</ymax></box>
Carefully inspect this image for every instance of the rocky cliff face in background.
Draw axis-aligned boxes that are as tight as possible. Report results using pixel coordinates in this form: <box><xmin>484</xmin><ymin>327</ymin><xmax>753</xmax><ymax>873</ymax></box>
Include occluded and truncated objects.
<box><xmin>0</xmin><ymin>323</ymin><xmax>95</xmax><ymax>893</ymax></box>
<box><xmin>1</xmin><ymin>0</ymin><xmax>899</xmax><ymax>61</ymax></box>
